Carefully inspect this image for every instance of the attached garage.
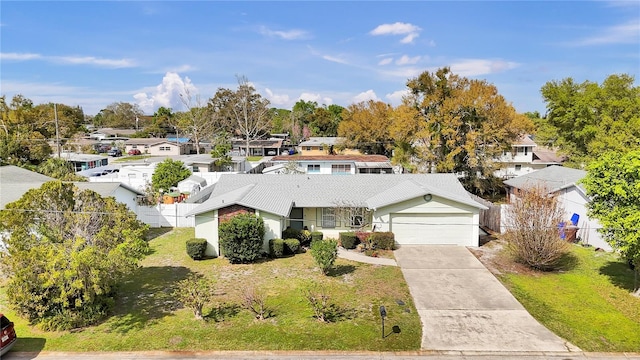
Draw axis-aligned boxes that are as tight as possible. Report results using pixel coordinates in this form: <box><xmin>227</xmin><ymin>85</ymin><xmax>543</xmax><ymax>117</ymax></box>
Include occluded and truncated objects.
<box><xmin>391</xmin><ymin>213</ymin><xmax>474</xmax><ymax>245</ymax></box>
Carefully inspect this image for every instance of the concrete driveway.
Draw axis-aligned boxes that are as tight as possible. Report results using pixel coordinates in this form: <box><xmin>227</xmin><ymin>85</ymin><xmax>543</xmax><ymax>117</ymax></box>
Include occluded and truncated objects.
<box><xmin>394</xmin><ymin>245</ymin><xmax>578</xmax><ymax>352</ymax></box>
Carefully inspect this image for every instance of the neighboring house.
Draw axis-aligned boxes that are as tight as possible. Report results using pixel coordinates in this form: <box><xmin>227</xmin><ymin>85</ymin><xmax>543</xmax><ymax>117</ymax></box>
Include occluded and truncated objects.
<box><xmin>503</xmin><ymin>165</ymin><xmax>609</xmax><ymax>251</ymax></box>
<box><xmin>74</xmin><ymin>182</ymin><xmax>144</xmax><ymax>212</ymax></box>
<box><xmin>265</xmin><ymin>155</ymin><xmax>394</xmax><ymax>175</ymax></box>
<box><xmin>56</xmin><ymin>152</ymin><xmax>109</xmax><ymax>172</ymax></box>
<box><xmin>89</xmin><ymin>128</ymin><xmax>138</xmax><ymax>141</ymax></box>
<box><xmin>495</xmin><ymin>135</ymin><xmax>564</xmax><ymax>179</ymax></box>
<box><xmin>124</xmin><ymin>138</ymin><xmax>189</xmax><ymax>156</ymax></box>
<box><xmin>231</xmin><ymin>138</ymin><xmax>284</xmax><ymax>157</ymax></box>
<box><xmin>178</xmin><ymin>175</ymin><xmax>207</xmax><ymax>196</ymax></box>
<box><xmin>297</xmin><ymin>137</ymin><xmax>360</xmax><ymax>156</ymax></box>
<box><xmin>0</xmin><ymin>165</ymin><xmax>143</xmax><ymax>215</ymax></box>
<box><xmin>186</xmin><ymin>174</ymin><xmax>487</xmax><ymax>257</ymax></box>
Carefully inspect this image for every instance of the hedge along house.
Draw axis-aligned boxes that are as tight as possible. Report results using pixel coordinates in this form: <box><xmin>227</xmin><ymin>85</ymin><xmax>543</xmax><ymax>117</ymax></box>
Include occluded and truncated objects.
<box><xmin>186</xmin><ymin>174</ymin><xmax>487</xmax><ymax>257</ymax></box>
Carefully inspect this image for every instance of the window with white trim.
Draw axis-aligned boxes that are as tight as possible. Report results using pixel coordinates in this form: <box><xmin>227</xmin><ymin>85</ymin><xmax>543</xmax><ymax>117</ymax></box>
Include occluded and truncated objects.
<box><xmin>331</xmin><ymin>164</ymin><xmax>351</xmax><ymax>174</ymax></box>
<box><xmin>322</xmin><ymin>208</ymin><xmax>336</xmax><ymax>228</ymax></box>
<box><xmin>307</xmin><ymin>164</ymin><xmax>320</xmax><ymax>173</ymax></box>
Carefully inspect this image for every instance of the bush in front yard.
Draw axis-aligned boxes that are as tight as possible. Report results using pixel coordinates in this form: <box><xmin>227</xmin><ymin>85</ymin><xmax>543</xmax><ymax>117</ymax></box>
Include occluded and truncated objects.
<box><xmin>310</xmin><ymin>231</ymin><xmax>324</xmax><ymax>243</ymax></box>
<box><xmin>219</xmin><ymin>213</ymin><xmax>265</xmax><ymax>264</ymax></box>
<box><xmin>369</xmin><ymin>232</ymin><xmax>395</xmax><ymax>250</ymax></box>
<box><xmin>269</xmin><ymin>239</ymin><xmax>285</xmax><ymax>258</ymax></box>
<box><xmin>310</xmin><ymin>238</ymin><xmax>338</xmax><ymax>275</ymax></box>
<box><xmin>284</xmin><ymin>238</ymin><xmax>300</xmax><ymax>255</ymax></box>
<box><xmin>282</xmin><ymin>227</ymin><xmax>301</xmax><ymax>241</ymax></box>
<box><xmin>186</xmin><ymin>238</ymin><xmax>208</xmax><ymax>260</ymax></box>
<box><xmin>339</xmin><ymin>232</ymin><xmax>358</xmax><ymax>249</ymax></box>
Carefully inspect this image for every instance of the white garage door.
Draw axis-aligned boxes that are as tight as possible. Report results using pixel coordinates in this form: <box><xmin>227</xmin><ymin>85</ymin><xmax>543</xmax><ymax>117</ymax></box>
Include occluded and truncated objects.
<box><xmin>391</xmin><ymin>213</ymin><xmax>473</xmax><ymax>245</ymax></box>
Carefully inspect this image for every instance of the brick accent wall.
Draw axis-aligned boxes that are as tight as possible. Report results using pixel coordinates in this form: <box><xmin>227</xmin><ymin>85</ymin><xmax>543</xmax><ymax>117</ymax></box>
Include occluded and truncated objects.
<box><xmin>218</xmin><ymin>204</ymin><xmax>255</xmax><ymax>223</ymax></box>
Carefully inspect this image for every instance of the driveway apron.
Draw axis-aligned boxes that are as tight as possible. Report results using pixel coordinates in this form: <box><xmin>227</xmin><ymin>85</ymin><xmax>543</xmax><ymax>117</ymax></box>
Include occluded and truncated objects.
<box><xmin>394</xmin><ymin>245</ymin><xmax>577</xmax><ymax>352</ymax></box>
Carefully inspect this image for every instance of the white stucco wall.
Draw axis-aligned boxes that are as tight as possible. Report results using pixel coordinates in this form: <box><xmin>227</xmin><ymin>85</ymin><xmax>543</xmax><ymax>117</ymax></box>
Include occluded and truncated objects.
<box><xmin>195</xmin><ymin>210</ymin><xmax>219</xmax><ymax>257</ymax></box>
<box><xmin>558</xmin><ymin>187</ymin><xmax>609</xmax><ymax>251</ymax></box>
<box><xmin>258</xmin><ymin>210</ymin><xmax>284</xmax><ymax>251</ymax></box>
<box><xmin>111</xmin><ymin>186</ymin><xmax>139</xmax><ymax>212</ymax></box>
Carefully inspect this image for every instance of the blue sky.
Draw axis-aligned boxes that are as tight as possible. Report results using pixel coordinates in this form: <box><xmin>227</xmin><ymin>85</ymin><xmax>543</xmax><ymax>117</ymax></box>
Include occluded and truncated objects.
<box><xmin>1</xmin><ymin>1</ymin><xmax>639</xmax><ymax>116</ymax></box>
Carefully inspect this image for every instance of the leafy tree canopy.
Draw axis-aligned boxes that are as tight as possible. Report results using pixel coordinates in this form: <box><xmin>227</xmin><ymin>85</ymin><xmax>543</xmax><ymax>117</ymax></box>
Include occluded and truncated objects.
<box><xmin>93</xmin><ymin>102</ymin><xmax>144</xmax><ymax>129</ymax></box>
<box><xmin>0</xmin><ymin>181</ymin><xmax>148</xmax><ymax>330</ymax></box>
<box><xmin>151</xmin><ymin>158</ymin><xmax>192</xmax><ymax>192</ymax></box>
<box><xmin>338</xmin><ymin>100</ymin><xmax>395</xmax><ymax>156</ymax></box>
<box><xmin>582</xmin><ymin>150</ymin><xmax>640</xmax><ymax>269</ymax></box>
<box><xmin>395</xmin><ymin>67</ymin><xmax>533</xmax><ymax>194</ymax></box>
<box><xmin>538</xmin><ymin>74</ymin><xmax>640</xmax><ymax>166</ymax></box>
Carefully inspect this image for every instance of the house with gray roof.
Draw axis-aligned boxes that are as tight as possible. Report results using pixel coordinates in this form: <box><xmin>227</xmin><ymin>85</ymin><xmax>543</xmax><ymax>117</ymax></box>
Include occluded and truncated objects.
<box><xmin>186</xmin><ymin>173</ymin><xmax>487</xmax><ymax>257</ymax></box>
<box><xmin>503</xmin><ymin>165</ymin><xmax>609</xmax><ymax>251</ymax></box>
<box><xmin>495</xmin><ymin>134</ymin><xmax>564</xmax><ymax>179</ymax></box>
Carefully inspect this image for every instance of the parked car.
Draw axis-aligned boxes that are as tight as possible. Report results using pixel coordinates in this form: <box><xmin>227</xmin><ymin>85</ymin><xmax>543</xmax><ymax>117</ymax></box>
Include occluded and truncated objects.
<box><xmin>128</xmin><ymin>149</ymin><xmax>142</xmax><ymax>156</ymax></box>
<box><xmin>1</xmin><ymin>314</ymin><xmax>17</xmax><ymax>356</ymax></box>
<box><xmin>107</xmin><ymin>148</ymin><xmax>122</xmax><ymax>157</ymax></box>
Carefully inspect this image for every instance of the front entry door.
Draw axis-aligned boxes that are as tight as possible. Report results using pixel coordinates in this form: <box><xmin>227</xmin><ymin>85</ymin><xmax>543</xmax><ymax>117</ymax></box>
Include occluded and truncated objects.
<box><xmin>290</xmin><ymin>207</ymin><xmax>304</xmax><ymax>230</ymax></box>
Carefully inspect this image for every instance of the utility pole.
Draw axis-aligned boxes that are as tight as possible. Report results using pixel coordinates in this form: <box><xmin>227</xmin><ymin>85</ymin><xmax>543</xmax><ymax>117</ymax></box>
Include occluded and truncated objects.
<box><xmin>54</xmin><ymin>103</ymin><xmax>61</xmax><ymax>157</ymax></box>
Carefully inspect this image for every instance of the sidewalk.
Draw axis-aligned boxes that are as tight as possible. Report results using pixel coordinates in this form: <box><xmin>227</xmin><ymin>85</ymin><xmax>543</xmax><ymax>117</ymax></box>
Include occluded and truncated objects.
<box><xmin>337</xmin><ymin>247</ymin><xmax>397</xmax><ymax>266</ymax></box>
<box><xmin>5</xmin><ymin>350</ymin><xmax>640</xmax><ymax>359</ymax></box>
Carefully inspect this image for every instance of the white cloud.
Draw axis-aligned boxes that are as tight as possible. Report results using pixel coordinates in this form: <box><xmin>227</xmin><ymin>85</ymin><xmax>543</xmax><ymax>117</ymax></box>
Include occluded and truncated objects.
<box><xmin>54</xmin><ymin>56</ymin><xmax>136</xmax><ymax>68</ymax></box>
<box><xmin>322</xmin><ymin>55</ymin><xmax>349</xmax><ymax>64</ymax></box>
<box><xmin>133</xmin><ymin>72</ymin><xmax>197</xmax><ymax>113</ymax></box>
<box><xmin>264</xmin><ymin>88</ymin><xmax>290</xmax><ymax>106</ymax></box>
<box><xmin>0</xmin><ymin>52</ymin><xmax>42</xmax><ymax>60</ymax></box>
<box><xmin>396</xmin><ymin>55</ymin><xmax>421</xmax><ymax>65</ymax></box>
<box><xmin>299</xmin><ymin>92</ymin><xmax>332</xmax><ymax>105</ymax></box>
<box><xmin>574</xmin><ymin>20</ymin><xmax>640</xmax><ymax>46</ymax></box>
<box><xmin>385</xmin><ymin>89</ymin><xmax>409</xmax><ymax>105</ymax></box>
<box><xmin>378</xmin><ymin>58</ymin><xmax>393</xmax><ymax>65</ymax></box>
<box><xmin>259</xmin><ymin>26</ymin><xmax>309</xmax><ymax>40</ymax></box>
<box><xmin>353</xmin><ymin>90</ymin><xmax>379</xmax><ymax>103</ymax></box>
<box><xmin>449</xmin><ymin>59</ymin><xmax>519</xmax><ymax>76</ymax></box>
<box><xmin>379</xmin><ymin>67</ymin><xmax>425</xmax><ymax>79</ymax></box>
<box><xmin>370</xmin><ymin>22</ymin><xmax>422</xmax><ymax>44</ymax></box>
<box><xmin>165</xmin><ymin>64</ymin><xmax>197</xmax><ymax>73</ymax></box>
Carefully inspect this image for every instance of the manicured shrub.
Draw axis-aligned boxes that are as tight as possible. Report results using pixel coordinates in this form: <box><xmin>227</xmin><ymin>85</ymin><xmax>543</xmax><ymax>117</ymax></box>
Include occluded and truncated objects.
<box><xmin>355</xmin><ymin>231</ymin><xmax>371</xmax><ymax>244</ymax></box>
<box><xmin>219</xmin><ymin>213</ymin><xmax>265</xmax><ymax>264</ymax></box>
<box><xmin>369</xmin><ymin>232</ymin><xmax>396</xmax><ymax>250</ymax></box>
<box><xmin>269</xmin><ymin>238</ymin><xmax>285</xmax><ymax>258</ymax></box>
<box><xmin>310</xmin><ymin>231</ymin><xmax>324</xmax><ymax>243</ymax></box>
<box><xmin>339</xmin><ymin>232</ymin><xmax>358</xmax><ymax>249</ymax></box>
<box><xmin>310</xmin><ymin>238</ymin><xmax>338</xmax><ymax>275</ymax></box>
<box><xmin>282</xmin><ymin>227</ymin><xmax>301</xmax><ymax>241</ymax></box>
<box><xmin>186</xmin><ymin>238</ymin><xmax>208</xmax><ymax>260</ymax></box>
<box><xmin>284</xmin><ymin>238</ymin><xmax>300</xmax><ymax>255</ymax></box>
<box><xmin>300</xmin><ymin>229</ymin><xmax>312</xmax><ymax>245</ymax></box>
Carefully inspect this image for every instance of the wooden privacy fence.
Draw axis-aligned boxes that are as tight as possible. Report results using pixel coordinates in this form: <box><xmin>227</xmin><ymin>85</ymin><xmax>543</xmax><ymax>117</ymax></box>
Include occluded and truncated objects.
<box><xmin>469</xmin><ymin>193</ymin><xmax>501</xmax><ymax>233</ymax></box>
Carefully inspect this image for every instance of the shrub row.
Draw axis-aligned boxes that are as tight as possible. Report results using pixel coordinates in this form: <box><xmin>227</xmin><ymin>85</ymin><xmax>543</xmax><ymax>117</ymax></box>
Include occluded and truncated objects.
<box><xmin>369</xmin><ymin>232</ymin><xmax>395</xmax><ymax>250</ymax></box>
<box><xmin>338</xmin><ymin>231</ymin><xmax>396</xmax><ymax>250</ymax></box>
<box><xmin>269</xmin><ymin>238</ymin><xmax>301</xmax><ymax>258</ymax></box>
<box><xmin>339</xmin><ymin>232</ymin><xmax>358</xmax><ymax>249</ymax></box>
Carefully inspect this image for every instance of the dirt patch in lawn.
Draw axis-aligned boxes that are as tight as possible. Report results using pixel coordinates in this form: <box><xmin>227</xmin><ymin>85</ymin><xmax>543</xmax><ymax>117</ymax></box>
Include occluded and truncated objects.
<box><xmin>469</xmin><ymin>237</ymin><xmax>539</xmax><ymax>277</ymax></box>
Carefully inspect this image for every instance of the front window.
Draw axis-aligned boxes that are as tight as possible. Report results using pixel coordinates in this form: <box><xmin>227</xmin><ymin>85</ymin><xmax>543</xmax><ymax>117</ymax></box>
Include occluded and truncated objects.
<box><xmin>350</xmin><ymin>208</ymin><xmax>366</xmax><ymax>228</ymax></box>
<box><xmin>322</xmin><ymin>208</ymin><xmax>336</xmax><ymax>228</ymax></box>
<box><xmin>515</xmin><ymin>164</ymin><xmax>522</xmax><ymax>171</ymax></box>
<box><xmin>307</xmin><ymin>164</ymin><xmax>320</xmax><ymax>173</ymax></box>
<box><xmin>331</xmin><ymin>164</ymin><xmax>351</xmax><ymax>174</ymax></box>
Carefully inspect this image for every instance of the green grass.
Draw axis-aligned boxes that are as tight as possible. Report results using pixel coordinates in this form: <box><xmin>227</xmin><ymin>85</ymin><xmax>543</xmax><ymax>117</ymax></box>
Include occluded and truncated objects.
<box><xmin>1</xmin><ymin>227</ymin><xmax>420</xmax><ymax>351</ymax></box>
<box><xmin>497</xmin><ymin>245</ymin><xmax>640</xmax><ymax>352</ymax></box>
<box><xmin>246</xmin><ymin>156</ymin><xmax>263</xmax><ymax>162</ymax></box>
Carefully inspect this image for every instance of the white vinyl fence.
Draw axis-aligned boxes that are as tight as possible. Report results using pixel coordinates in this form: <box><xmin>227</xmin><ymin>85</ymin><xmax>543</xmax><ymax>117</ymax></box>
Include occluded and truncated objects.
<box><xmin>137</xmin><ymin>203</ymin><xmax>199</xmax><ymax>228</ymax></box>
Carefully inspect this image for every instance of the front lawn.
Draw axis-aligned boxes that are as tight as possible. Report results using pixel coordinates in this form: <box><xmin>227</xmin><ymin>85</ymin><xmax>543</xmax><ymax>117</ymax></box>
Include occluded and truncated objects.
<box><xmin>1</xmin><ymin>228</ymin><xmax>421</xmax><ymax>351</ymax></box>
<box><xmin>474</xmin><ymin>242</ymin><xmax>640</xmax><ymax>352</ymax></box>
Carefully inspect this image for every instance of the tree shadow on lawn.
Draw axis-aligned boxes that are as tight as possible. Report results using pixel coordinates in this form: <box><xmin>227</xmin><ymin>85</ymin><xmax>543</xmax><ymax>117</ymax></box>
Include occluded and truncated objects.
<box><xmin>599</xmin><ymin>260</ymin><xmax>637</xmax><ymax>292</ymax></box>
<box><xmin>555</xmin><ymin>251</ymin><xmax>580</xmax><ymax>271</ymax></box>
<box><xmin>205</xmin><ymin>303</ymin><xmax>242</xmax><ymax>322</ymax></box>
<box><xmin>327</xmin><ymin>264</ymin><xmax>357</xmax><ymax>277</ymax></box>
<box><xmin>107</xmin><ymin>266</ymin><xmax>193</xmax><ymax>334</ymax></box>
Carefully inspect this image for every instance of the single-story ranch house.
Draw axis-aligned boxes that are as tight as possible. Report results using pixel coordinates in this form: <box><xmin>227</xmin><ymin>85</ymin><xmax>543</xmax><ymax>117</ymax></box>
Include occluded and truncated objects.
<box><xmin>186</xmin><ymin>174</ymin><xmax>487</xmax><ymax>257</ymax></box>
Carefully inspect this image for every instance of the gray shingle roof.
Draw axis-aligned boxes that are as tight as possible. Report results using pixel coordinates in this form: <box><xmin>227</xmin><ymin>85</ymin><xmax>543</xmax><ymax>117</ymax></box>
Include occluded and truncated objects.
<box><xmin>503</xmin><ymin>165</ymin><xmax>586</xmax><ymax>193</ymax></box>
<box><xmin>187</xmin><ymin>174</ymin><xmax>487</xmax><ymax>217</ymax></box>
<box><xmin>0</xmin><ymin>165</ymin><xmax>55</xmax><ymax>209</ymax></box>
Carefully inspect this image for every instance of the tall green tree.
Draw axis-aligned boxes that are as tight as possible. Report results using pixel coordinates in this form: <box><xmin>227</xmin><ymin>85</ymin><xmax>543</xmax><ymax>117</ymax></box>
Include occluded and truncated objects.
<box><xmin>0</xmin><ymin>181</ymin><xmax>148</xmax><ymax>330</ymax></box>
<box><xmin>538</xmin><ymin>74</ymin><xmax>640</xmax><ymax>166</ymax></box>
<box><xmin>211</xmin><ymin>76</ymin><xmax>271</xmax><ymax>156</ymax></box>
<box><xmin>94</xmin><ymin>102</ymin><xmax>144</xmax><ymax>129</ymax></box>
<box><xmin>397</xmin><ymin>67</ymin><xmax>533</xmax><ymax>193</ymax></box>
<box><xmin>582</xmin><ymin>150</ymin><xmax>640</xmax><ymax>273</ymax></box>
<box><xmin>338</xmin><ymin>100</ymin><xmax>395</xmax><ymax>156</ymax></box>
<box><xmin>147</xmin><ymin>106</ymin><xmax>175</xmax><ymax>137</ymax></box>
<box><xmin>151</xmin><ymin>158</ymin><xmax>192</xmax><ymax>192</ymax></box>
